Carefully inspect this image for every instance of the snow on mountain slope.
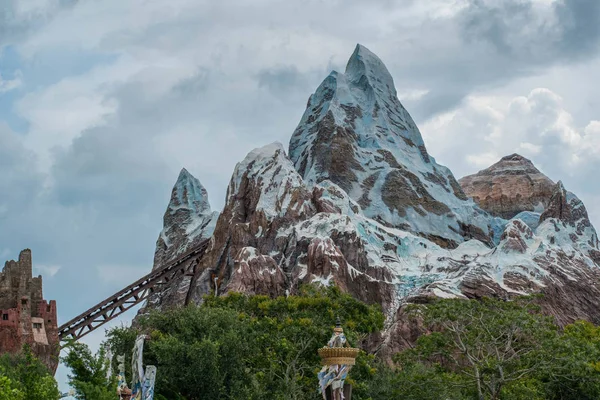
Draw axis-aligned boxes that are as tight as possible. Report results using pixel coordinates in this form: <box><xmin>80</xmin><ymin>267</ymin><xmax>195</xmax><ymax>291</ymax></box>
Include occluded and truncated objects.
<box><xmin>289</xmin><ymin>44</ymin><xmax>492</xmax><ymax>248</ymax></box>
<box><xmin>181</xmin><ymin>142</ymin><xmax>600</xmax><ymax>323</ymax></box>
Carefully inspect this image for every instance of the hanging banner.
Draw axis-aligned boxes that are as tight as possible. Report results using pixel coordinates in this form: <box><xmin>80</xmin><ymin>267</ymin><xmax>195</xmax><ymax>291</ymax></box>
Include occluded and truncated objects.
<box><xmin>116</xmin><ymin>355</ymin><xmax>128</xmax><ymax>397</ymax></box>
<box><xmin>131</xmin><ymin>335</ymin><xmax>146</xmax><ymax>399</ymax></box>
<box><xmin>103</xmin><ymin>344</ymin><xmax>113</xmax><ymax>382</ymax></box>
<box><xmin>142</xmin><ymin>365</ymin><xmax>157</xmax><ymax>400</ymax></box>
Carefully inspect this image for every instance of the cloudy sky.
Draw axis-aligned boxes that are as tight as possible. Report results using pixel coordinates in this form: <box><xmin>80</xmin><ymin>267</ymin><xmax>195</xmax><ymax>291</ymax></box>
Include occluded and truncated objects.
<box><xmin>1</xmin><ymin>0</ymin><xmax>599</xmax><ymax>389</ymax></box>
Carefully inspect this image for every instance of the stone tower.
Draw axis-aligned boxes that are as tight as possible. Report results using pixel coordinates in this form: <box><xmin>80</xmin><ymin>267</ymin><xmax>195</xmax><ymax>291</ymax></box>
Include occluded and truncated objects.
<box><xmin>0</xmin><ymin>249</ymin><xmax>59</xmax><ymax>373</ymax></box>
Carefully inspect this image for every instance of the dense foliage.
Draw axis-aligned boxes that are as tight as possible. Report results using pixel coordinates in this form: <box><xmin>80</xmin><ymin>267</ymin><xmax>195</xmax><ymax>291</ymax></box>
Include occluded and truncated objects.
<box><xmin>367</xmin><ymin>297</ymin><xmax>600</xmax><ymax>400</ymax></box>
<box><xmin>105</xmin><ymin>285</ymin><xmax>384</xmax><ymax>400</ymax></box>
<box><xmin>0</xmin><ymin>345</ymin><xmax>60</xmax><ymax>400</ymax></box>
<box><xmin>62</xmin><ymin>288</ymin><xmax>600</xmax><ymax>400</ymax></box>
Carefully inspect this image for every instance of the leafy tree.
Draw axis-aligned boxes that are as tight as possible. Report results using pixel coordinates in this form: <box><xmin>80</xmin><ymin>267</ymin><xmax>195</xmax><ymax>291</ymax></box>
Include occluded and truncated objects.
<box><xmin>0</xmin><ymin>345</ymin><xmax>60</xmax><ymax>400</ymax></box>
<box><xmin>537</xmin><ymin>320</ymin><xmax>600</xmax><ymax>399</ymax></box>
<box><xmin>62</xmin><ymin>341</ymin><xmax>116</xmax><ymax>400</ymax></box>
<box><xmin>66</xmin><ymin>291</ymin><xmax>600</xmax><ymax>400</ymax></box>
<box><xmin>0</xmin><ymin>372</ymin><xmax>25</xmax><ymax>400</ymax></box>
<box><xmin>402</xmin><ymin>297</ymin><xmax>556</xmax><ymax>399</ymax></box>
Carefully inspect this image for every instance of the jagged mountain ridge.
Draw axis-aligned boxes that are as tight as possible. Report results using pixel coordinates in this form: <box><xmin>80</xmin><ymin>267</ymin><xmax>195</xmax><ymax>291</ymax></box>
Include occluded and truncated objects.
<box><xmin>143</xmin><ymin>45</ymin><xmax>600</xmax><ymax>356</ymax></box>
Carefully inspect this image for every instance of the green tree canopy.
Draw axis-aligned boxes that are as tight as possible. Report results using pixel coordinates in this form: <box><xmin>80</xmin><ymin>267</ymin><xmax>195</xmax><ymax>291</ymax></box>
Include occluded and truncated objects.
<box><xmin>61</xmin><ymin>290</ymin><xmax>600</xmax><ymax>400</ymax></box>
<box><xmin>0</xmin><ymin>345</ymin><xmax>60</xmax><ymax>400</ymax></box>
<box><xmin>62</xmin><ymin>341</ymin><xmax>116</xmax><ymax>400</ymax></box>
<box><xmin>387</xmin><ymin>297</ymin><xmax>600</xmax><ymax>400</ymax></box>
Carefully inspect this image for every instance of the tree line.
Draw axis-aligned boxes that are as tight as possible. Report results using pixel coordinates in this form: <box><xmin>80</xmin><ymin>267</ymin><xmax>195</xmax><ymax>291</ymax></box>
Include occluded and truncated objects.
<box><xmin>3</xmin><ymin>285</ymin><xmax>600</xmax><ymax>399</ymax></box>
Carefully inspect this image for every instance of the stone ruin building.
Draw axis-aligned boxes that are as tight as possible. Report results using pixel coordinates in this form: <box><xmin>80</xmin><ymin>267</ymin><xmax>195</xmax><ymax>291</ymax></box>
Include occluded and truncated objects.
<box><xmin>0</xmin><ymin>249</ymin><xmax>59</xmax><ymax>373</ymax></box>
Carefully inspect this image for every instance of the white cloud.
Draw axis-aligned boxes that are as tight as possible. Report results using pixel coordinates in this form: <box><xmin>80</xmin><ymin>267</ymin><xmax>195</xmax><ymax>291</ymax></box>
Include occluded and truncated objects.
<box><xmin>96</xmin><ymin>264</ymin><xmax>148</xmax><ymax>286</ymax></box>
<box><xmin>398</xmin><ymin>88</ymin><xmax>430</xmax><ymax>101</ymax></box>
<box><xmin>583</xmin><ymin>121</ymin><xmax>600</xmax><ymax>156</ymax></box>
<box><xmin>33</xmin><ymin>264</ymin><xmax>61</xmax><ymax>277</ymax></box>
<box><xmin>13</xmin><ymin>0</ymin><xmax>61</xmax><ymax>16</ymax></box>
<box><xmin>0</xmin><ymin>71</ymin><xmax>22</xmax><ymax>93</ymax></box>
<box><xmin>518</xmin><ymin>142</ymin><xmax>542</xmax><ymax>154</ymax></box>
<box><xmin>421</xmin><ymin>87</ymin><xmax>600</xmax><ymax>227</ymax></box>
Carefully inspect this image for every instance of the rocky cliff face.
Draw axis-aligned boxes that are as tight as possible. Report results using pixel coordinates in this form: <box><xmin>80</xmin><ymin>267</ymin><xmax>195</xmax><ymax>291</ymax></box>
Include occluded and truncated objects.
<box><xmin>144</xmin><ymin>44</ymin><xmax>600</xmax><ymax>357</ymax></box>
<box><xmin>185</xmin><ymin>142</ymin><xmax>397</xmax><ymax>312</ymax></box>
<box><xmin>459</xmin><ymin>154</ymin><xmax>556</xmax><ymax>220</ymax></box>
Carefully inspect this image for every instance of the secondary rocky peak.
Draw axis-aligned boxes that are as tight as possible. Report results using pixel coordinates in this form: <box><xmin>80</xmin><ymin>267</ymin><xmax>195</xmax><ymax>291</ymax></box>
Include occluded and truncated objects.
<box><xmin>487</xmin><ymin>153</ymin><xmax>544</xmax><ymax>176</ymax></box>
<box><xmin>226</xmin><ymin>142</ymin><xmax>314</xmax><ymax>221</ymax></box>
<box><xmin>459</xmin><ymin>154</ymin><xmax>555</xmax><ymax>219</ymax></box>
<box><xmin>184</xmin><ymin>142</ymin><xmax>397</xmax><ymax>311</ymax></box>
<box><xmin>501</xmin><ymin>153</ymin><xmax>528</xmax><ymax>162</ymax></box>
<box><xmin>539</xmin><ymin>181</ymin><xmax>587</xmax><ymax>227</ymax></box>
<box><xmin>143</xmin><ymin>169</ymin><xmax>219</xmax><ymax>310</ymax></box>
<box><xmin>153</xmin><ymin>169</ymin><xmax>218</xmax><ymax>271</ymax></box>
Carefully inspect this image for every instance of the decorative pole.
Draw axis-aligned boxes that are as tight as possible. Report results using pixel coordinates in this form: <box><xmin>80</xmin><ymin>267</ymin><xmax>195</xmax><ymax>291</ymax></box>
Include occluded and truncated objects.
<box><xmin>317</xmin><ymin>317</ymin><xmax>359</xmax><ymax>400</ymax></box>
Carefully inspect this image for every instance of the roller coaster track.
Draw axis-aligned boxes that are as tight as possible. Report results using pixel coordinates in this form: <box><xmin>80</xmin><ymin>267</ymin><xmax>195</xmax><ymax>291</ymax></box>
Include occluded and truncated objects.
<box><xmin>58</xmin><ymin>240</ymin><xmax>209</xmax><ymax>341</ymax></box>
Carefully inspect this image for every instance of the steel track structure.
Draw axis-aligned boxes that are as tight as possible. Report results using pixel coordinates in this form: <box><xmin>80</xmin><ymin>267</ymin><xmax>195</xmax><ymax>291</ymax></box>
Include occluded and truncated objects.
<box><xmin>58</xmin><ymin>241</ymin><xmax>209</xmax><ymax>341</ymax></box>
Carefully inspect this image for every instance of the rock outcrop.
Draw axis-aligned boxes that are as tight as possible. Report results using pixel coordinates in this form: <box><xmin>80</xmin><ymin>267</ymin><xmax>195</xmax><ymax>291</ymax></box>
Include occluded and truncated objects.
<box><xmin>459</xmin><ymin>154</ymin><xmax>555</xmax><ymax>219</ymax></box>
<box><xmin>185</xmin><ymin>142</ymin><xmax>397</xmax><ymax>313</ymax></box>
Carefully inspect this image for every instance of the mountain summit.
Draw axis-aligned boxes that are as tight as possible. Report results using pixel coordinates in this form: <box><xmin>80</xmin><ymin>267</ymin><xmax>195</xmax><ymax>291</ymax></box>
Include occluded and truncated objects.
<box><xmin>289</xmin><ymin>44</ymin><xmax>491</xmax><ymax>248</ymax></box>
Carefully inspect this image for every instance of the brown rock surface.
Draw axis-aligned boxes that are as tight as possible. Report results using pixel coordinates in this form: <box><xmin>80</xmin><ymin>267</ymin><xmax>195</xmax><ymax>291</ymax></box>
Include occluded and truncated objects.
<box><xmin>181</xmin><ymin>143</ymin><xmax>396</xmax><ymax>314</ymax></box>
<box><xmin>459</xmin><ymin>154</ymin><xmax>555</xmax><ymax>219</ymax></box>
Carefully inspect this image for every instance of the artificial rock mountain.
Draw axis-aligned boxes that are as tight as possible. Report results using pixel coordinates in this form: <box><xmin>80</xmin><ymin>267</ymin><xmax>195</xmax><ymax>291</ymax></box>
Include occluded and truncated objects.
<box><xmin>143</xmin><ymin>45</ymin><xmax>600</xmax><ymax>355</ymax></box>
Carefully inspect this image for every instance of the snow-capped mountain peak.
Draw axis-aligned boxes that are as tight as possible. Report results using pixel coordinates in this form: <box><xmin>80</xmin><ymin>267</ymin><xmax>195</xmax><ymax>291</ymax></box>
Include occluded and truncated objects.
<box><xmin>289</xmin><ymin>44</ymin><xmax>491</xmax><ymax>248</ymax></box>
<box><xmin>345</xmin><ymin>44</ymin><xmax>396</xmax><ymax>95</ymax></box>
